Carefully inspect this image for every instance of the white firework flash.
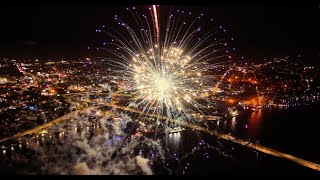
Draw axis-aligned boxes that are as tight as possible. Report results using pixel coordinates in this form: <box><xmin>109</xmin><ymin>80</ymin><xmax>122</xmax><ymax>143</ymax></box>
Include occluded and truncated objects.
<box><xmin>96</xmin><ymin>5</ymin><xmax>232</xmax><ymax>126</ymax></box>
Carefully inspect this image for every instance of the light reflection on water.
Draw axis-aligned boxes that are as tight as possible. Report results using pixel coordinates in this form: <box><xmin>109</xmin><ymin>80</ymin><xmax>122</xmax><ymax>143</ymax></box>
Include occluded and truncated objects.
<box><xmin>230</xmin><ymin>117</ymin><xmax>236</xmax><ymax>132</ymax></box>
<box><xmin>167</xmin><ymin>132</ymin><xmax>182</xmax><ymax>152</ymax></box>
<box><xmin>166</xmin><ymin>108</ymin><xmax>273</xmax><ymax>153</ymax></box>
<box><xmin>248</xmin><ymin>109</ymin><xmax>263</xmax><ymax>138</ymax></box>
<box><xmin>224</xmin><ymin>109</ymin><xmax>264</xmax><ymax>141</ymax></box>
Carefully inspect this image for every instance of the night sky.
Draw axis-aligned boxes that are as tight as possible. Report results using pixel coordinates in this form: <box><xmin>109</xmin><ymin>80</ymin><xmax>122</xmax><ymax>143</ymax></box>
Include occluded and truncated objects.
<box><xmin>0</xmin><ymin>3</ymin><xmax>319</xmax><ymax>62</ymax></box>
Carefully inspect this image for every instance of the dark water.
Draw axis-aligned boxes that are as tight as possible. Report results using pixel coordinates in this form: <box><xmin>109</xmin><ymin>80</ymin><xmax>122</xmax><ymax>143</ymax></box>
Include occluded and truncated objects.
<box><xmin>165</xmin><ymin>125</ymin><xmax>319</xmax><ymax>175</ymax></box>
<box><xmin>1</xmin><ymin>104</ymin><xmax>320</xmax><ymax>175</ymax></box>
<box><xmin>219</xmin><ymin>104</ymin><xmax>320</xmax><ymax>164</ymax></box>
<box><xmin>166</xmin><ymin>104</ymin><xmax>320</xmax><ymax>175</ymax></box>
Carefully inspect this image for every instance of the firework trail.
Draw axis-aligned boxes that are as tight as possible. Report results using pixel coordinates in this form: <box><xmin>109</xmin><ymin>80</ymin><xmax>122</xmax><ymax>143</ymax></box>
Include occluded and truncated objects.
<box><xmin>152</xmin><ymin>5</ymin><xmax>160</xmax><ymax>44</ymax></box>
<box><xmin>0</xmin><ymin>6</ymin><xmax>237</xmax><ymax>176</ymax></box>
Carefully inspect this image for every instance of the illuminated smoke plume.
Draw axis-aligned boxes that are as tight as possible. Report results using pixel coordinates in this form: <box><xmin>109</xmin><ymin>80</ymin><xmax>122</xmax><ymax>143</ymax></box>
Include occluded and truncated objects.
<box><xmin>8</xmin><ymin>109</ymin><xmax>166</xmax><ymax>175</ymax></box>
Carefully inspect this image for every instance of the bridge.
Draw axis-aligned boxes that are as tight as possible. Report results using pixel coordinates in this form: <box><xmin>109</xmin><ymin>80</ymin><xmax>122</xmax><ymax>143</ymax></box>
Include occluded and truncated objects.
<box><xmin>0</xmin><ymin>107</ymin><xmax>96</xmax><ymax>143</ymax></box>
<box><xmin>0</xmin><ymin>93</ymin><xmax>319</xmax><ymax>172</ymax></box>
<box><xmin>105</xmin><ymin>103</ymin><xmax>320</xmax><ymax>172</ymax></box>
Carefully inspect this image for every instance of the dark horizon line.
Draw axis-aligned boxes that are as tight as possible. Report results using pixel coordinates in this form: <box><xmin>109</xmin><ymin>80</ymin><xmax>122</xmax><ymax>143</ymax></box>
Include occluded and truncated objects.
<box><xmin>0</xmin><ymin>1</ymin><xmax>318</xmax><ymax>6</ymax></box>
<box><xmin>0</xmin><ymin>53</ymin><xmax>317</xmax><ymax>62</ymax></box>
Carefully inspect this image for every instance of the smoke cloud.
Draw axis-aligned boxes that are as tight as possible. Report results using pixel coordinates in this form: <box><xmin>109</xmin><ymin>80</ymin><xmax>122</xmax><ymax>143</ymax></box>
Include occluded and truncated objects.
<box><xmin>136</xmin><ymin>156</ymin><xmax>152</xmax><ymax>175</ymax></box>
<box><xmin>6</xmin><ymin>107</ymin><xmax>166</xmax><ymax>175</ymax></box>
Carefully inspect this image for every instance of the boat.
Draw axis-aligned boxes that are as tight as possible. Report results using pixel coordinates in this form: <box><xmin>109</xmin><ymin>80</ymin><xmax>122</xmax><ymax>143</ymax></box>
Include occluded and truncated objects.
<box><xmin>167</xmin><ymin>126</ymin><xmax>185</xmax><ymax>134</ymax></box>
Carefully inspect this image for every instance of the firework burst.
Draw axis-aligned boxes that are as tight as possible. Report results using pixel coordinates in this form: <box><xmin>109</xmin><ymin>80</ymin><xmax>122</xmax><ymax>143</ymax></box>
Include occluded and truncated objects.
<box><xmin>98</xmin><ymin>5</ymin><xmax>231</xmax><ymax>125</ymax></box>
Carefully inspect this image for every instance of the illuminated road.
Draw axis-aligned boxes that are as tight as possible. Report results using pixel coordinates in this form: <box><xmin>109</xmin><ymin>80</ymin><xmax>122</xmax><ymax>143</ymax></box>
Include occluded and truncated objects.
<box><xmin>16</xmin><ymin>65</ymin><xmax>39</xmax><ymax>87</ymax></box>
<box><xmin>26</xmin><ymin>72</ymin><xmax>39</xmax><ymax>88</ymax></box>
<box><xmin>105</xmin><ymin>103</ymin><xmax>320</xmax><ymax>172</ymax></box>
<box><xmin>201</xmin><ymin>128</ymin><xmax>320</xmax><ymax>172</ymax></box>
<box><xmin>0</xmin><ymin>107</ymin><xmax>96</xmax><ymax>143</ymax></box>
<box><xmin>1</xmin><ymin>92</ymin><xmax>319</xmax><ymax>172</ymax></box>
<box><xmin>0</xmin><ymin>92</ymin><xmax>112</xmax><ymax>143</ymax></box>
<box><xmin>59</xmin><ymin>94</ymin><xmax>320</xmax><ymax>172</ymax></box>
